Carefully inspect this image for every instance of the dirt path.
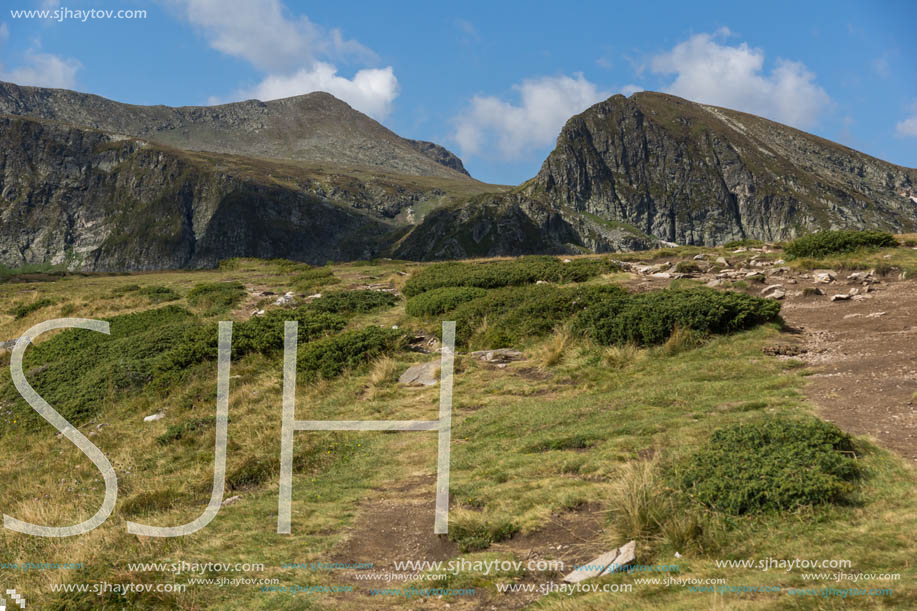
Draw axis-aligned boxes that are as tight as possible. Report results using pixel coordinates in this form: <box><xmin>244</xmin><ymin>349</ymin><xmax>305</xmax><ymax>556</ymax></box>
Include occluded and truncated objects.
<box><xmin>781</xmin><ymin>278</ymin><xmax>917</xmax><ymax>461</ymax></box>
<box><xmin>625</xmin><ymin>255</ymin><xmax>917</xmax><ymax>462</ymax></box>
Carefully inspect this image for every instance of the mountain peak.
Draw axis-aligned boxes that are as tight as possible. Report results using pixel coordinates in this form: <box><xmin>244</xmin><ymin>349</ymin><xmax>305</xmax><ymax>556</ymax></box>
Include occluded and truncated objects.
<box><xmin>0</xmin><ymin>81</ymin><xmax>470</xmax><ymax>179</ymax></box>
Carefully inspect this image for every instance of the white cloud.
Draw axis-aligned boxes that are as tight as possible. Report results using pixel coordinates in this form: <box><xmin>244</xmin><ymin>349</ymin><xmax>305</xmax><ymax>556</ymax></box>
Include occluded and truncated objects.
<box><xmin>171</xmin><ymin>0</ymin><xmax>394</xmax><ymax>118</ymax></box>
<box><xmin>0</xmin><ymin>49</ymin><xmax>81</xmax><ymax>88</ymax></box>
<box><xmin>649</xmin><ymin>30</ymin><xmax>830</xmax><ymax>128</ymax></box>
<box><xmin>233</xmin><ymin>62</ymin><xmax>398</xmax><ymax>119</ymax></box>
<box><xmin>896</xmin><ymin>116</ymin><xmax>917</xmax><ymax>137</ymax></box>
<box><xmin>620</xmin><ymin>83</ymin><xmax>643</xmax><ymax>96</ymax></box>
<box><xmin>454</xmin><ymin>73</ymin><xmax>610</xmax><ymax>160</ymax></box>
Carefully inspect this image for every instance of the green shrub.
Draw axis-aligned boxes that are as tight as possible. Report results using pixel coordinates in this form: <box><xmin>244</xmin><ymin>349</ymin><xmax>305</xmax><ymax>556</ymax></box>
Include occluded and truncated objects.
<box><xmin>785</xmin><ymin>230</ymin><xmax>898</xmax><ymax>258</ymax></box>
<box><xmin>0</xmin><ymin>305</ymin><xmax>197</xmax><ymax>428</ymax></box>
<box><xmin>137</xmin><ymin>285</ymin><xmax>179</xmax><ymax>304</ymax></box>
<box><xmin>405</xmin><ymin>286</ymin><xmax>488</xmax><ymax>317</ymax></box>
<box><xmin>403</xmin><ymin>256</ymin><xmax>620</xmax><ymax>296</ymax></box>
<box><xmin>186</xmin><ymin>281</ymin><xmax>246</xmax><ymax>313</ymax></box>
<box><xmin>677</xmin><ymin>416</ymin><xmax>860</xmax><ymax>514</ymax></box>
<box><xmin>723</xmin><ymin>238</ymin><xmax>764</xmax><ymax>248</ymax></box>
<box><xmin>449</xmin><ymin>515</ymin><xmax>519</xmax><ymax>552</ymax></box>
<box><xmin>573</xmin><ymin>288</ymin><xmax>781</xmax><ymax>347</ymax></box>
<box><xmin>449</xmin><ymin>284</ymin><xmax>625</xmax><ymax>347</ymax></box>
<box><xmin>306</xmin><ymin>290</ymin><xmax>398</xmax><ymax>314</ymax></box>
<box><xmin>154</xmin><ymin>310</ymin><xmax>347</xmax><ymax>385</ymax></box>
<box><xmin>297</xmin><ymin>327</ymin><xmax>406</xmax><ymax>382</ymax></box>
<box><xmin>674</xmin><ymin>261</ymin><xmax>701</xmax><ymax>274</ymax></box>
<box><xmin>11</xmin><ymin>297</ymin><xmax>56</xmax><ymax>319</ymax></box>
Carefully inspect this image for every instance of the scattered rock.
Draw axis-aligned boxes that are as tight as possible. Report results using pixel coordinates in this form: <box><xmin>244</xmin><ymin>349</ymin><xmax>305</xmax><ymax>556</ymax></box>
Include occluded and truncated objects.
<box><xmin>848</xmin><ymin>287</ymin><xmax>860</xmax><ymax>296</ymax></box>
<box><xmin>843</xmin><ymin>313</ymin><xmax>861</xmax><ymax>319</ymax></box>
<box><xmin>705</xmin><ymin>279</ymin><xmax>725</xmax><ymax>288</ymax></box>
<box><xmin>866</xmin><ymin>311</ymin><xmax>887</xmax><ymax>318</ymax></box>
<box><xmin>814</xmin><ymin>271</ymin><xmax>836</xmax><ymax>284</ymax></box>
<box><xmin>0</xmin><ymin>339</ymin><xmax>19</xmax><ymax>351</ymax></box>
<box><xmin>222</xmin><ymin>495</ymin><xmax>241</xmax><ymax>506</ymax></box>
<box><xmin>761</xmin><ymin>284</ymin><xmax>784</xmax><ymax>294</ymax></box>
<box><xmin>536</xmin><ymin>280</ymin><xmax>548</xmax><ymax>285</ymax></box>
<box><xmin>259</xmin><ymin>291</ymin><xmax>276</xmax><ymax>296</ymax></box>
<box><xmin>831</xmin><ymin>294</ymin><xmax>852</xmax><ymax>301</ymax></box>
<box><xmin>398</xmin><ymin>362</ymin><xmax>439</xmax><ymax>386</ymax></box>
<box><xmin>763</xmin><ymin>344</ymin><xmax>807</xmax><ymax>357</ymax></box>
<box><xmin>563</xmin><ymin>541</ymin><xmax>636</xmax><ymax>583</ymax></box>
<box><xmin>469</xmin><ymin>349</ymin><xmax>524</xmax><ymax>363</ymax></box>
<box><xmin>693</xmin><ymin>254</ymin><xmax>706</xmax><ymax>260</ymax></box>
<box><xmin>651</xmin><ymin>272</ymin><xmax>672</xmax><ymax>279</ymax></box>
<box><xmin>765</xmin><ymin>289</ymin><xmax>786</xmax><ymax>300</ymax></box>
<box><xmin>562</xmin><ymin>259</ymin><xmax>573</xmax><ymax>263</ymax></box>
<box><xmin>274</xmin><ymin>291</ymin><xmax>296</xmax><ymax>306</ymax></box>
<box><xmin>143</xmin><ymin>412</ymin><xmax>164</xmax><ymax>422</ymax></box>
<box><xmin>715</xmin><ymin>256</ymin><xmax>729</xmax><ymax>266</ymax></box>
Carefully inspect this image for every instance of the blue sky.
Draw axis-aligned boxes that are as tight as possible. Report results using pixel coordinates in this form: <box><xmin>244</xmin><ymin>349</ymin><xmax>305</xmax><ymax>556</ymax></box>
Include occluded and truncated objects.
<box><xmin>1</xmin><ymin>0</ymin><xmax>914</xmax><ymax>184</ymax></box>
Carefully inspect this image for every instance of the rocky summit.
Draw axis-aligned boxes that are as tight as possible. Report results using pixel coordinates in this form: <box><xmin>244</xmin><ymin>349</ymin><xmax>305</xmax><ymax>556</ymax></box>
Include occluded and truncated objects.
<box><xmin>398</xmin><ymin>92</ymin><xmax>917</xmax><ymax>259</ymax></box>
<box><xmin>1</xmin><ymin>84</ymin><xmax>916</xmax><ymax>270</ymax></box>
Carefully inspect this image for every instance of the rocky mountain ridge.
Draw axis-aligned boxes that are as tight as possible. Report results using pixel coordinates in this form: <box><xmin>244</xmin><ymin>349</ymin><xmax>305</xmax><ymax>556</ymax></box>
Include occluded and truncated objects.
<box><xmin>0</xmin><ymin>81</ymin><xmax>470</xmax><ymax>178</ymax></box>
<box><xmin>1</xmin><ymin>83</ymin><xmax>916</xmax><ymax>270</ymax></box>
<box><xmin>397</xmin><ymin>93</ymin><xmax>917</xmax><ymax>259</ymax></box>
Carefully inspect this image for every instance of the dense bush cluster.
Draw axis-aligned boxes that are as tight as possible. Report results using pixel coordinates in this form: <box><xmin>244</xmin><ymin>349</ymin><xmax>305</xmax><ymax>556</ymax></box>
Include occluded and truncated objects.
<box><xmin>403</xmin><ymin>256</ymin><xmax>620</xmax><ymax>297</ymax></box>
<box><xmin>1</xmin><ymin>288</ymin><xmax>404</xmax><ymax>429</ymax></box>
<box><xmin>305</xmin><ymin>290</ymin><xmax>398</xmax><ymax>314</ymax></box>
<box><xmin>405</xmin><ymin>286</ymin><xmax>487</xmax><ymax>317</ymax></box>
<box><xmin>297</xmin><ymin>327</ymin><xmax>406</xmax><ymax>382</ymax></box>
<box><xmin>186</xmin><ymin>281</ymin><xmax>246</xmax><ymax>313</ymax></box>
<box><xmin>448</xmin><ymin>284</ymin><xmax>624</xmax><ymax>347</ymax></box>
<box><xmin>406</xmin><ymin>276</ymin><xmax>779</xmax><ymax>349</ymax></box>
<box><xmin>784</xmin><ymin>230</ymin><xmax>898</xmax><ymax>258</ymax></box>
<box><xmin>1</xmin><ymin>306</ymin><xmax>198</xmax><ymax>427</ymax></box>
<box><xmin>677</xmin><ymin>416</ymin><xmax>860</xmax><ymax>514</ymax></box>
<box><xmin>573</xmin><ymin>288</ymin><xmax>781</xmax><ymax>346</ymax></box>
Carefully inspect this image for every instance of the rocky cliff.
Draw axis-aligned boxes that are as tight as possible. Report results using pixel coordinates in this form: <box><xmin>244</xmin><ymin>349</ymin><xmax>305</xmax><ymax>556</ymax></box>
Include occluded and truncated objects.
<box><xmin>3</xmin><ymin>84</ymin><xmax>916</xmax><ymax>269</ymax></box>
<box><xmin>0</xmin><ymin>114</ymin><xmax>452</xmax><ymax>270</ymax></box>
<box><xmin>398</xmin><ymin>92</ymin><xmax>917</xmax><ymax>259</ymax></box>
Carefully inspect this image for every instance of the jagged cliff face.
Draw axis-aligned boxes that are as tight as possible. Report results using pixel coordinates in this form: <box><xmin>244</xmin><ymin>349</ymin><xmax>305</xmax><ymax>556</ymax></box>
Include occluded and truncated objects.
<box><xmin>397</xmin><ymin>92</ymin><xmax>917</xmax><ymax>260</ymax></box>
<box><xmin>0</xmin><ymin>83</ymin><xmax>491</xmax><ymax>271</ymax></box>
<box><xmin>531</xmin><ymin>92</ymin><xmax>917</xmax><ymax>245</ymax></box>
<box><xmin>0</xmin><ymin>81</ymin><xmax>470</xmax><ymax>179</ymax></box>
<box><xmin>0</xmin><ymin>115</ymin><xmax>418</xmax><ymax>270</ymax></box>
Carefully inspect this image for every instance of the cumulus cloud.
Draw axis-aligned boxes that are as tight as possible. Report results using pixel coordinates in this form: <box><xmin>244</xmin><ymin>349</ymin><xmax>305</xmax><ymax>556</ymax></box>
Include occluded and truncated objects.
<box><xmin>233</xmin><ymin>62</ymin><xmax>398</xmax><ymax>119</ymax></box>
<box><xmin>0</xmin><ymin>49</ymin><xmax>81</xmax><ymax>88</ymax></box>
<box><xmin>896</xmin><ymin>116</ymin><xmax>917</xmax><ymax>137</ymax></box>
<box><xmin>454</xmin><ymin>73</ymin><xmax>610</xmax><ymax>159</ymax></box>
<box><xmin>649</xmin><ymin>30</ymin><xmax>830</xmax><ymax>128</ymax></box>
<box><xmin>171</xmin><ymin>0</ymin><xmax>395</xmax><ymax>118</ymax></box>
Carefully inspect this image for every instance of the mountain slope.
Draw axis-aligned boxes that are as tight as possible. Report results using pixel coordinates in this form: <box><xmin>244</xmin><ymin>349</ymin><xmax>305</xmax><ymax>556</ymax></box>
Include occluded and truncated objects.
<box><xmin>0</xmin><ymin>114</ymin><xmax>481</xmax><ymax>270</ymax></box>
<box><xmin>0</xmin><ymin>81</ymin><xmax>470</xmax><ymax>178</ymax></box>
<box><xmin>397</xmin><ymin>92</ymin><xmax>917</xmax><ymax>259</ymax></box>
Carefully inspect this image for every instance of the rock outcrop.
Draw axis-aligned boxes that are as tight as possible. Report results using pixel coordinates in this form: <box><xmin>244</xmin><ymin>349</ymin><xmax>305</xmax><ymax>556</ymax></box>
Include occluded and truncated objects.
<box><xmin>399</xmin><ymin>92</ymin><xmax>917</xmax><ymax>259</ymax></box>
